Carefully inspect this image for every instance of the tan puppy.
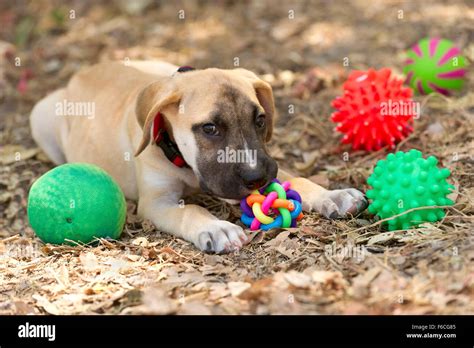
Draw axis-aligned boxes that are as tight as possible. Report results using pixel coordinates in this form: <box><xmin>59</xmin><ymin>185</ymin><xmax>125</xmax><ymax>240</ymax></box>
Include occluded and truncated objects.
<box><xmin>30</xmin><ymin>61</ymin><xmax>367</xmax><ymax>253</ymax></box>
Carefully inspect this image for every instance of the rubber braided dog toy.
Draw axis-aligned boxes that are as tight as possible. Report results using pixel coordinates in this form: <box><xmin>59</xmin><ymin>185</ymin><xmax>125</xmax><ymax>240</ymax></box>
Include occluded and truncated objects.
<box><xmin>240</xmin><ymin>179</ymin><xmax>304</xmax><ymax>231</ymax></box>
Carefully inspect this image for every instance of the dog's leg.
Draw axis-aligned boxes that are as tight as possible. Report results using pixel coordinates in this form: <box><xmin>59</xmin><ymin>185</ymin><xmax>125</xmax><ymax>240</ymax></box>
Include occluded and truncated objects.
<box><xmin>278</xmin><ymin>169</ymin><xmax>368</xmax><ymax>219</ymax></box>
<box><xmin>136</xmin><ymin>168</ymin><xmax>247</xmax><ymax>254</ymax></box>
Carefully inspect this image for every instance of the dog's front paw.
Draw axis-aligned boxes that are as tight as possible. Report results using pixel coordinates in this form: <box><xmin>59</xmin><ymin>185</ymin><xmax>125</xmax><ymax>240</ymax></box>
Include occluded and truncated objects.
<box><xmin>317</xmin><ymin>188</ymin><xmax>368</xmax><ymax>219</ymax></box>
<box><xmin>195</xmin><ymin>220</ymin><xmax>248</xmax><ymax>254</ymax></box>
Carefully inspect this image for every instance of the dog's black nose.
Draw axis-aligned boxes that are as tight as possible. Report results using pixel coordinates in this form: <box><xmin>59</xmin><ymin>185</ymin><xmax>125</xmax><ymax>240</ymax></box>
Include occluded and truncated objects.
<box><xmin>240</xmin><ymin>171</ymin><xmax>268</xmax><ymax>190</ymax></box>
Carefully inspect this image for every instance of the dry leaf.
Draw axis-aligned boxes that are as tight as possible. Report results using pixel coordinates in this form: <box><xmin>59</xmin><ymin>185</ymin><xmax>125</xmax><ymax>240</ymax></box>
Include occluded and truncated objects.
<box><xmin>350</xmin><ymin>267</ymin><xmax>382</xmax><ymax>299</ymax></box>
<box><xmin>228</xmin><ymin>282</ymin><xmax>251</xmax><ymax>297</ymax></box>
<box><xmin>123</xmin><ymin>286</ymin><xmax>176</xmax><ymax>315</ymax></box>
<box><xmin>32</xmin><ymin>294</ymin><xmax>60</xmax><ymax>315</ymax></box>
<box><xmin>263</xmin><ymin>231</ymin><xmax>291</xmax><ymax>248</ymax></box>
<box><xmin>178</xmin><ymin>301</ymin><xmax>212</xmax><ymax>315</ymax></box>
<box><xmin>308</xmin><ymin>173</ymin><xmax>330</xmax><ymax>188</ymax></box>
<box><xmin>239</xmin><ymin>278</ymin><xmax>273</xmax><ymax>301</ymax></box>
<box><xmin>0</xmin><ymin>145</ymin><xmax>39</xmax><ymax>164</ymax></box>
<box><xmin>367</xmin><ymin>232</ymin><xmax>395</xmax><ymax>245</ymax></box>
<box><xmin>275</xmin><ymin>245</ymin><xmax>294</xmax><ymax>258</ymax></box>
<box><xmin>14</xmin><ymin>301</ymin><xmax>36</xmax><ymax>315</ymax></box>
<box><xmin>79</xmin><ymin>252</ymin><xmax>99</xmax><ymax>272</ymax></box>
<box><xmin>132</xmin><ymin>237</ymin><xmax>149</xmax><ymax>247</ymax></box>
<box><xmin>311</xmin><ymin>270</ymin><xmax>343</xmax><ymax>285</ymax></box>
<box><xmin>284</xmin><ymin>271</ymin><xmax>312</xmax><ymax>288</ymax></box>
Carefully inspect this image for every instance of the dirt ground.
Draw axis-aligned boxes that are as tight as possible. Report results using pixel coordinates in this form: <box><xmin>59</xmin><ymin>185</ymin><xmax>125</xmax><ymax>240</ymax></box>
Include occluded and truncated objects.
<box><xmin>0</xmin><ymin>0</ymin><xmax>473</xmax><ymax>315</ymax></box>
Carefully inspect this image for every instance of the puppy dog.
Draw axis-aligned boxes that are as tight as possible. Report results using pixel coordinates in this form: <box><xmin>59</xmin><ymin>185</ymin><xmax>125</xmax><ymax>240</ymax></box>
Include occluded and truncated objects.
<box><xmin>30</xmin><ymin>61</ymin><xmax>367</xmax><ymax>253</ymax></box>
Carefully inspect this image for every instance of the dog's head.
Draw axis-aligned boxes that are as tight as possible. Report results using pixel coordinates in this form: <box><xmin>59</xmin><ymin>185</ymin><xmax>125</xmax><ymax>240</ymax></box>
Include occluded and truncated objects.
<box><xmin>134</xmin><ymin>67</ymin><xmax>278</xmax><ymax>199</ymax></box>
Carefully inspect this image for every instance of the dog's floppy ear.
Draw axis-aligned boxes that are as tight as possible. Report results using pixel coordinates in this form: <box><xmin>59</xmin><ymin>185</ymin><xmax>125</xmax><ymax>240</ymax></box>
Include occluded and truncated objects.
<box><xmin>235</xmin><ymin>69</ymin><xmax>276</xmax><ymax>142</ymax></box>
<box><xmin>134</xmin><ymin>80</ymin><xmax>181</xmax><ymax>156</ymax></box>
<box><xmin>253</xmin><ymin>79</ymin><xmax>275</xmax><ymax>142</ymax></box>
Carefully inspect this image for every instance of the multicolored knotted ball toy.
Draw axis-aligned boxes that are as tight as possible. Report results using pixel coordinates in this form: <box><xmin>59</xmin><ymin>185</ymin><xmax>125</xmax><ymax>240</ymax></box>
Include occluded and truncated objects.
<box><xmin>240</xmin><ymin>179</ymin><xmax>304</xmax><ymax>231</ymax></box>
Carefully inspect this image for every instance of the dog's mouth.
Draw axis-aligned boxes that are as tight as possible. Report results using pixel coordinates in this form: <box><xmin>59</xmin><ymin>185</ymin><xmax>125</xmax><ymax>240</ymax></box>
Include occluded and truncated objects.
<box><xmin>195</xmin><ymin>154</ymin><xmax>279</xmax><ymax>200</ymax></box>
<box><xmin>198</xmin><ymin>181</ymin><xmax>249</xmax><ymax>200</ymax></box>
<box><xmin>199</xmin><ymin>177</ymin><xmax>271</xmax><ymax>200</ymax></box>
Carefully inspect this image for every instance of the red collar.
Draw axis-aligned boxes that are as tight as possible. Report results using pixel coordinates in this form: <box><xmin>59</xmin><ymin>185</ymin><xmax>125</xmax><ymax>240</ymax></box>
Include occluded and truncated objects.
<box><xmin>152</xmin><ymin>112</ymin><xmax>188</xmax><ymax>168</ymax></box>
<box><xmin>151</xmin><ymin>66</ymin><xmax>195</xmax><ymax>168</ymax></box>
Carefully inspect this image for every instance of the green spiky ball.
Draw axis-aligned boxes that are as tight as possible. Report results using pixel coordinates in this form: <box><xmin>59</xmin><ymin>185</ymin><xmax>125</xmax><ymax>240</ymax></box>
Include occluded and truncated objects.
<box><xmin>366</xmin><ymin>150</ymin><xmax>454</xmax><ymax>230</ymax></box>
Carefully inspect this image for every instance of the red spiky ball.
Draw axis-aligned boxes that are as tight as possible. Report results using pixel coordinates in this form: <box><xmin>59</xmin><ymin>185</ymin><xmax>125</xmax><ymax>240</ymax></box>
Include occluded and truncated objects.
<box><xmin>330</xmin><ymin>68</ymin><xmax>415</xmax><ymax>151</ymax></box>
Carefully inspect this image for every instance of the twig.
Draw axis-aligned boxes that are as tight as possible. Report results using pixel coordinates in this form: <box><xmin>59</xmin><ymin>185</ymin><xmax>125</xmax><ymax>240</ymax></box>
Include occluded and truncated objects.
<box><xmin>442</xmin><ymin>215</ymin><xmax>474</xmax><ymax>219</ymax></box>
<box><xmin>347</xmin><ymin>205</ymin><xmax>457</xmax><ymax>234</ymax></box>
<box><xmin>0</xmin><ymin>234</ymin><xmax>20</xmax><ymax>243</ymax></box>
<box><xmin>353</xmin><ymin>147</ymin><xmax>387</xmax><ymax>167</ymax></box>
<box><xmin>395</xmin><ymin>132</ymin><xmax>416</xmax><ymax>151</ymax></box>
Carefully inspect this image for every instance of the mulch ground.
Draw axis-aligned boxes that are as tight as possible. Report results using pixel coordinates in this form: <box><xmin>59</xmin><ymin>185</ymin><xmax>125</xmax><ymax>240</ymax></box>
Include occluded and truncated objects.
<box><xmin>0</xmin><ymin>0</ymin><xmax>473</xmax><ymax>314</ymax></box>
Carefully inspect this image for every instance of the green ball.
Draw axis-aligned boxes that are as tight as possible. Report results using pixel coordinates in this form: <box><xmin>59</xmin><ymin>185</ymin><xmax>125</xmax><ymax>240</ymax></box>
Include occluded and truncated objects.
<box><xmin>28</xmin><ymin>163</ymin><xmax>126</xmax><ymax>245</ymax></box>
<box><xmin>366</xmin><ymin>150</ymin><xmax>454</xmax><ymax>231</ymax></box>
<box><xmin>403</xmin><ymin>38</ymin><xmax>466</xmax><ymax>95</ymax></box>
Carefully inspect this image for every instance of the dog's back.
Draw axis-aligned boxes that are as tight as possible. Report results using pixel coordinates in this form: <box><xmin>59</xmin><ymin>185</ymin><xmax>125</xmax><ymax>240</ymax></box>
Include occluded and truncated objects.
<box><xmin>29</xmin><ymin>62</ymin><xmax>166</xmax><ymax>197</ymax></box>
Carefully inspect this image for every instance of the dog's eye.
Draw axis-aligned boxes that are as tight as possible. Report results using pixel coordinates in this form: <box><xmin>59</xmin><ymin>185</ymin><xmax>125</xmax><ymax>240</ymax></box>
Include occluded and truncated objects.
<box><xmin>255</xmin><ymin>114</ymin><xmax>266</xmax><ymax>129</ymax></box>
<box><xmin>202</xmin><ymin>123</ymin><xmax>220</xmax><ymax>136</ymax></box>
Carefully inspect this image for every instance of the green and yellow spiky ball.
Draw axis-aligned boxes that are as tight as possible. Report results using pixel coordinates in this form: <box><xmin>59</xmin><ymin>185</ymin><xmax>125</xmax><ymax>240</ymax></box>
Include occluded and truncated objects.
<box><xmin>366</xmin><ymin>150</ymin><xmax>454</xmax><ymax>230</ymax></box>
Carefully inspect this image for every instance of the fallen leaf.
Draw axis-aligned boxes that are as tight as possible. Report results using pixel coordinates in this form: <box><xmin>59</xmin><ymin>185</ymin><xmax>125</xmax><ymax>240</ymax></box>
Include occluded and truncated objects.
<box><xmin>246</xmin><ymin>231</ymin><xmax>265</xmax><ymax>244</ymax></box>
<box><xmin>284</xmin><ymin>271</ymin><xmax>312</xmax><ymax>288</ymax></box>
<box><xmin>367</xmin><ymin>232</ymin><xmax>395</xmax><ymax>245</ymax></box>
<box><xmin>0</xmin><ymin>145</ymin><xmax>39</xmax><ymax>164</ymax></box>
<box><xmin>131</xmin><ymin>237</ymin><xmax>149</xmax><ymax>247</ymax></box>
<box><xmin>263</xmin><ymin>231</ymin><xmax>291</xmax><ymax>248</ymax></box>
<box><xmin>308</xmin><ymin>173</ymin><xmax>330</xmax><ymax>188</ymax></box>
<box><xmin>228</xmin><ymin>281</ymin><xmax>251</xmax><ymax>297</ymax></box>
<box><xmin>294</xmin><ymin>150</ymin><xmax>320</xmax><ymax>171</ymax></box>
<box><xmin>350</xmin><ymin>267</ymin><xmax>382</xmax><ymax>299</ymax></box>
<box><xmin>123</xmin><ymin>286</ymin><xmax>176</xmax><ymax>315</ymax></box>
<box><xmin>391</xmin><ymin>255</ymin><xmax>406</xmax><ymax>265</ymax></box>
<box><xmin>32</xmin><ymin>294</ymin><xmax>60</xmax><ymax>315</ymax></box>
<box><xmin>79</xmin><ymin>252</ymin><xmax>99</xmax><ymax>272</ymax></box>
<box><xmin>14</xmin><ymin>301</ymin><xmax>36</xmax><ymax>315</ymax></box>
<box><xmin>239</xmin><ymin>278</ymin><xmax>273</xmax><ymax>301</ymax></box>
<box><xmin>178</xmin><ymin>301</ymin><xmax>212</xmax><ymax>315</ymax></box>
<box><xmin>353</xmin><ymin>267</ymin><xmax>382</xmax><ymax>288</ymax></box>
<box><xmin>203</xmin><ymin>254</ymin><xmax>224</xmax><ymax>266</ymax></box>
<box><xmin>311</xmin><ymin>270</ymin><xmax>344</xmax><ymax>286</ymax></box>
<box><xmin>276</xmin><ymin>245</ymin><xmax>294</xmax><ymax>258</ymax></box>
